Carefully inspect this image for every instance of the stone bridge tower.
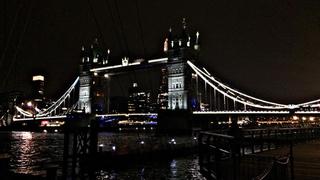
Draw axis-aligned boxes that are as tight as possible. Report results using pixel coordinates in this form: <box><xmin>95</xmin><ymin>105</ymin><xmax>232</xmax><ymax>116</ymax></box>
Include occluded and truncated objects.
<box><xmin>165</xmin><ymin>18</ymin><xmax>200</xmax><ymax>111</ymax></box>
<box><xmin>78</xmin><ymin>39</ymin><xmax>109</xmax><ymax>114</ymax></box>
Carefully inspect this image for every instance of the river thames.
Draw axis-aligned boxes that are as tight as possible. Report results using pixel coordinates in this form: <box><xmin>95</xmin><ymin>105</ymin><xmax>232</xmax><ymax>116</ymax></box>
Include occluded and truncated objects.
<box><xmin>0</xmin><ymin>131</ymin><xmax>205</xmax><ymax>179</ymax></box>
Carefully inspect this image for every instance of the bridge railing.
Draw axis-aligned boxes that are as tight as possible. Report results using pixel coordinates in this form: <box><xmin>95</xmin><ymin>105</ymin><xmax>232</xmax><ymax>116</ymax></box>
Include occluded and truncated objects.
<box><xmin>198</xmin><ymin>127</ymin><xmax>320</xmax><ymax>180</ymax></box>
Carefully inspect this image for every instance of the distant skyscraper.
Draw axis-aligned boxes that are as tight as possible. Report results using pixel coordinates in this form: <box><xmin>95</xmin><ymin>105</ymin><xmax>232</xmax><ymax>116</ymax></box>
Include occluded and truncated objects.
<box><xmin>157</xmin><ymin>67</ymin><xmax>168</xmax><ymax>110</ymax></box>
<box><xmin>31</xmin><ymin>75</ymin><xmax>45</xmax><ymax>103</ymax></box>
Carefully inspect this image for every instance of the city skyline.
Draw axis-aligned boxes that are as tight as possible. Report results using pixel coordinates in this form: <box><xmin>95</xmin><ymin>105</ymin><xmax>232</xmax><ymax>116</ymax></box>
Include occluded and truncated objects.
<box><xmin>1</xmin><ymin>0</ymin><xmax>320</xmax><ymax>103</ymax></box>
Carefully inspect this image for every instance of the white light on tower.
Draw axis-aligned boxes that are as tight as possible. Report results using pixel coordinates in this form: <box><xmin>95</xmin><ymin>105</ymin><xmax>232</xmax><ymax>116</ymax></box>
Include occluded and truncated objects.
<box><xmin>27</xmin><ymin>101</ymin><xmax>33</xmax><ymax>107</ymax></box>
<box><xmin>122</xmin><ymin>57</ymin><xmax>129</xmax><ymax>66</ymax></box>
<box><xmin>133</xmin><ymin>83</ymin><xmax>138</xmax><ymax>87</ymax></box>
<box><xmin>32</xmin><ymin>75</ymin><xmax>44</xmax><ymax>81</ymax></box>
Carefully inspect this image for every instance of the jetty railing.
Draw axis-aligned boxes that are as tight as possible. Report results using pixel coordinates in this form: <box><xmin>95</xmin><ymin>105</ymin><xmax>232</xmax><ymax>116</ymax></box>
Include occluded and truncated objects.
<box><xmin>199</xmin><ymin>127</ymin><xmax>320</xmax><ymax>180</ymax></box>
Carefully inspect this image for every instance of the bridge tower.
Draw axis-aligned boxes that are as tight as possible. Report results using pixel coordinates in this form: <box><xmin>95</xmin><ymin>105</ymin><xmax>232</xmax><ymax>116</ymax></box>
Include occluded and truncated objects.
<box><xmin>78</xmin><ymin>39</ymin><xmax>108</xmax><ymax>114</ymax></box>
<box><xmin>78</xmin><ymin>46</ymin><xmax>92</xmax><ymax>113</ymax></box>
<box><xmin>165</xmin><ymin>18</ymin><xmax>200</xmax><ymax>111</ymax></box>
<box><xmin>158</xmin><ymin>19</ymin><xmax>200</xmax><ymax>134</ymax></box>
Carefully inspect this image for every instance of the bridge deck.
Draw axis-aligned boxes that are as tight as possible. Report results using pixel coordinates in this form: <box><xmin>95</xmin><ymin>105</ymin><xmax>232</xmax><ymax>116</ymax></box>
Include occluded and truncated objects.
<box><xmin>260</xmin><ymin>140</ymin><xmax>320</xmax><ymax>180</ymax></box>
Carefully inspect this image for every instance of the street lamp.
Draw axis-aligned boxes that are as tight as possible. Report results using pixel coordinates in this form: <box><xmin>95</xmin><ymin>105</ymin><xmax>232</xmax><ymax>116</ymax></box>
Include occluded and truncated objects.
<box><xmin>27</xmin><ymin>101</ymin><xmax>33</xmax><ymax>107</ymax></box>
<box><xmin>27</xmin><ymin>101</ymin><xmax>36</xmax><ymax>119</ymax></box>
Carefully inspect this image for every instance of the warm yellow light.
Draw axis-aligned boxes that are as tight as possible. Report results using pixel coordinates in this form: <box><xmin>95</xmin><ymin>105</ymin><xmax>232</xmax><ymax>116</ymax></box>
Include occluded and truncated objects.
<box><xmin>293</xmin><ymin>116</ymin><xmax>299</xmax><ymax>120</ymax></box>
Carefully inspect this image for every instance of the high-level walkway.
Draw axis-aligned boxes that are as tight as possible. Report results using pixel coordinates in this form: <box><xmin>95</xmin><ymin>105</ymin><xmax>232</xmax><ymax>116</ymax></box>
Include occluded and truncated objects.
<box><xmin>260</xmin><ymin>140</ymin><xmax>320</xmax><ymax>180</ymax></box>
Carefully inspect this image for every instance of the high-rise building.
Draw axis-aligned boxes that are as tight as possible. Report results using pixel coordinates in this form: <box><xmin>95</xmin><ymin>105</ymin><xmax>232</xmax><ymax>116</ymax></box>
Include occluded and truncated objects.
<box><xmin>128</xmin><ymin>83</ymin><xmax>151</xmax><ymax>113</ymax></box>
<box><xmin>157</xmin><ymin>67</ymin><xmax>168</xmax><ymax>110</ymax></box>
<box><xmin>31</xmin><ymin>75</ymin><xmax>45</xmax><ymax>103</ymax></box>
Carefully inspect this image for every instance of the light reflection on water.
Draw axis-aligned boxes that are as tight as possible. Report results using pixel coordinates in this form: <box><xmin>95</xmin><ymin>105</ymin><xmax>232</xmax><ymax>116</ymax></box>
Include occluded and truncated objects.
<box><xmin>0</xmin><ymin>131</ymin><xmax>204</xmax><ymax>179</ymax></box>
<box><xmin>95</xmin><ymin>156</ymin><xmax>204</xmax><ymax>179</ymax></box>
<box><xmin>9</xmin><ymin>131</ymin><xmax>63</xmax><ymax>175</ymax></box>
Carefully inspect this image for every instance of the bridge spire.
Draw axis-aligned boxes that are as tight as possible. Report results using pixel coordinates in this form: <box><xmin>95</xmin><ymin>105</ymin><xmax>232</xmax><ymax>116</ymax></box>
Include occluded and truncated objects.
<box><xmin>182</xmin><ymin>18</ymin><xmax>187</xmax><ymax>30</ymax></box>
<box><xmin>80</xmin><ymin>46</ymin><xmax>86</xmax><ymax>63</ymax></box>
<box><xmin>194</xmin><ymin>31</ymin><xmax>200</xmax><ymax>51</ymax></box>
<box><xmin>103</xmin><ymin>49</ymin><xmax>110</xmax><ymax>65</ymax></box>
<box><xmin>164</xmin><ymin>27</ymin><xmax>174</xmax><ymax>52</ymax></box>
<box><xmin>180</xmin><ymin>18</ymin><xmax>189</xmax><ymax>47</ymax></box>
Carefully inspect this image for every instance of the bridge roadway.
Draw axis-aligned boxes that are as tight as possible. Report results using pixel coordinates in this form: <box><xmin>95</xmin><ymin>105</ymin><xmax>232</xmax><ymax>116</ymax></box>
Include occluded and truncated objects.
<box><xmin>194</xmin><ymin>110</ymin><xmax>320</xmax><ymax>116</ymax></box>
<box><xmin>12</xmin><ymin>113</ymin><xmax>158</xmax><ymax>121</ymax></box>
<box><xmin>12</xmin><ymin>110</ymin><xmax>320</xmax><ymax>122</ymax></box>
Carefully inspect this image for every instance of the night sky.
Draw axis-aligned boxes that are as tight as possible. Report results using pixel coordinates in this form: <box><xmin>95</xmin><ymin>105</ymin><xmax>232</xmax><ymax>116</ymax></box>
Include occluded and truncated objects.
<box><xmin>1</xmin><ymin>0</ymin><xmax>320</xmax><ymax>104</ymax></box>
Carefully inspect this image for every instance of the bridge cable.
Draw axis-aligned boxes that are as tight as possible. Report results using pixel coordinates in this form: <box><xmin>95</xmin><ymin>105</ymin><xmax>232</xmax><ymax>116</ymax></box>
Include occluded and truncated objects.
<box><xmin>113</xmin><ymin>0</ymin><xmax>129</xmax><ymax>56</ymax></box>
<box><xmin>112</xmin><ymin>0</ymin><xmax>141</xmax><ymax>92</ymax></box>
<box><xmin>188</xmin><ymin>61</ymin><xmax>286</xmax><ymax>110</ymax></box>
<box><xmin>103</xmin><ymin>0</ymin><xmax>125</xmax><ymax>55</ymax></box>
<box><xmin>197</xmin><ymin>63</ymin><xmax>288</xmax><ymax>107</ymax></box>
<box><xmin>134</xmin><ymin>0</ymin><xmax>146</xmax><ymax>57</ymax></box>
<box><xmin>86</xmin><ymin>0</ymin><xmax>108</xmax><ymax>49</ymax></box>
<box><xmin>134</xmin><ymin>0</ymin><xmax>154</xmax><ymax>96</ymax></box>
<box><xmin>101</xmin><ymin>0</ymin><xmax>129</xmax><ymax>98</ymax></box>
<box><xmin>1</xmin><ymin>1</ymin><xmax>34</xmax><ymax>90</ymax></box>
<box><xmin>0</xmin><ymin>1</ymin><xmax>23</xmax><ymax>76</ymax></box>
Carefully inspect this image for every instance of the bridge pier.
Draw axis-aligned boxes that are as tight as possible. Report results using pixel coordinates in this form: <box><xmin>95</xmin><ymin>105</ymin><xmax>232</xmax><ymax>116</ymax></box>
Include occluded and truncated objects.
<box><xmin>157</xmin><ymin>110</ymin><xmax>192</xmax><ymax>135</ymax></box>
<box><xmin>62</xmin><ymin>112</ymin><xmax>98</xmax><ymax>179</ymax></box>
<box><xmin>228</xmin><ymin>115</ymin><xmax>241</xmax><ymax>180</ymax></box>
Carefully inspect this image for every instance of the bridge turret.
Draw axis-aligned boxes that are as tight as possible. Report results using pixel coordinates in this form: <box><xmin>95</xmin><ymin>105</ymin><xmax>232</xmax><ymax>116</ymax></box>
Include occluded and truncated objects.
<box><xmin>80</xmin><ymin>46</ymin><xmax>86</xmax><ymax>63</ymax></box>
<box><xmin>179</xmin><ymin>18</ymin><xmax>189</xmax><ymax>48</ymax></box>
<box><xmin>166</xmin><ymin>18</ymin><xmax>198</xmax><ymax>62</ymax></box>
<box><xmin>89</xmin><ymin>38</ymin><xmax>105</xmax><ymax>66</ymax></box>
<box><xmin>164</xmin><ymin>27</ymin><xmax>173</xmax><ymax>53</ymax></box>
<box><xmin>102</xmin><ymin>49</ymin><xmax>110</xmax><ymax>65</ymax></box>
<box><xmin>79</xmin><ymin>46</ymin><xmax>91</xmax><ymax>72</ymax></box>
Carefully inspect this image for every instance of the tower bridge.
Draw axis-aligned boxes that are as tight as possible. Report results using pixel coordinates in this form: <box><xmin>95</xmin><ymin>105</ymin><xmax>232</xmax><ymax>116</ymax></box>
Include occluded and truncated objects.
<box><xmin>6</xmin><ymin>19</ymin><xmax>320</xmax><ymax>128</ymax></box>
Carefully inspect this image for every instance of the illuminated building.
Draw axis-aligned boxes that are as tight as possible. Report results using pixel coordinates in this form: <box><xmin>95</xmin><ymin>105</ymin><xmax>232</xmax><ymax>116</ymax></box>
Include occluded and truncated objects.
<box><xmin>128</xmin><ymin>83</ymin><xmax>151</xmax><ymax>113</ymax></box>
<box><xmin>31</xmin><ymin>75</ymin><xmax>45</xmax><ymax>103</ymax></box>
<box><xmin>157</xmin><ymin>67</ymin><xmax>168</xmax><ymax>110</ymax></box>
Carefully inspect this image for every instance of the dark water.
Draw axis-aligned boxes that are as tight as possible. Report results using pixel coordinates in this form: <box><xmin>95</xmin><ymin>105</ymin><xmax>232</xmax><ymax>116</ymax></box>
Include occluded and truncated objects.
<box><xmin>0</xmin><ymin>131</ymin><xmax>205</xmax><ymax>179</ymax></box>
